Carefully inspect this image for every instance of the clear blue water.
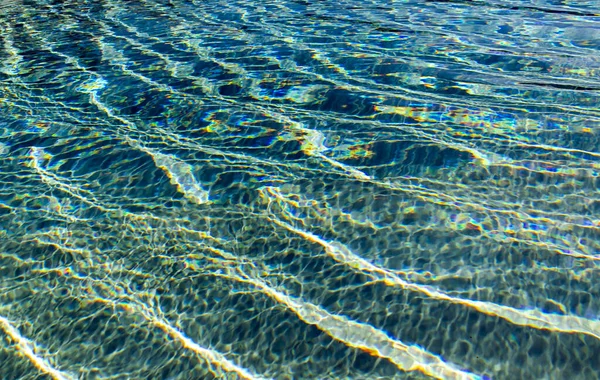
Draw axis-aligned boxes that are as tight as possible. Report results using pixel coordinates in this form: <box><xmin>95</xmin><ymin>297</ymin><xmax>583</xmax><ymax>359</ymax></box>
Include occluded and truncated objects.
<box><xmin>1</xmin><ymin>0</ymin><xmax>599</xmax><ymax>379</ymax></box>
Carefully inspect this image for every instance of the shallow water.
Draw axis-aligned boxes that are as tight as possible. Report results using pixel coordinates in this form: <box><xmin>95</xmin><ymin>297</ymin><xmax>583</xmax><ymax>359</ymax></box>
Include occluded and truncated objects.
<box><xmin>0</xmin><ymin>0</ymin><xmax>599</xmax><ymax>379</ymax></box>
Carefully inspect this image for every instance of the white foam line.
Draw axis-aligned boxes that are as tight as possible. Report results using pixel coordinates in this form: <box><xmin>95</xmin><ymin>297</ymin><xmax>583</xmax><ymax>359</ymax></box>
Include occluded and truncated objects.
<box><xmin>214</xmin><ymin>270</ymin><xmax>479</xmax><ymax>380</ymax></box>
<box><xmin>318</xmin><ymin>154</ymin><xmax>372</xmax><ymax>180</ymax></box>
<box><xmin>148</xmin><ymin>315</ymin><xmax>262</xmax><ymax>380</ymax></box>
<box><xmin>261</xmin><ymin>187</ymin><xmax>600</xmax><ymax>341</ymax></box>
<box><xmin>109</xmin><ymin>295</ymin><xmax>264</xmax><ymax>380</ymax></box>
<box><xmin>0</xmin><ymin>315</ymin><xmax>74</xmax><ymax>380</ymax></box>
<box><xmin>135</xmin><ymin>145</ymin><xmax>210</xmax><ymax>205</ymax></box>
<box><xmin>0</xmin><ymin>22</ymin><xmax>22</xmax><ymax>76</ymax></box>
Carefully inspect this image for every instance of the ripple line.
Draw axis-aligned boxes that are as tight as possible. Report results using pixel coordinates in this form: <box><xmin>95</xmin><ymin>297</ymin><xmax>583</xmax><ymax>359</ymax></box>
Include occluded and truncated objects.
<box><xmin>138</xmin><ymin>307</ymin><xmax>263</xmax><ymax>380</ymax></box>
<box><xmin>212</xmin><ymin>269</ymin><xmax>480</xmax><ymax>380</ymax></box>
<box><xmin>261</xmin><ymin>186</ymin><xmax>600</xmax><ymax>340</ymax></box>
<box><xmin>136</xmin><ymin>144</ymin><xmax>210</xmax><ymax>205</ymax></box>
<box><xmin>0</xmin><ymin>315</ymin><xmax>74</xmax><ymax>380</ymax></box>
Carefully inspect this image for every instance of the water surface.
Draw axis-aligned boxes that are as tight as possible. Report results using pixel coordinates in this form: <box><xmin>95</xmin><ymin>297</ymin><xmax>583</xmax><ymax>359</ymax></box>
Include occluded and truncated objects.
<box><xmin>1</xmin><ymin>0</ymin><xmax>600</xmax><ymax>379</ymax></box>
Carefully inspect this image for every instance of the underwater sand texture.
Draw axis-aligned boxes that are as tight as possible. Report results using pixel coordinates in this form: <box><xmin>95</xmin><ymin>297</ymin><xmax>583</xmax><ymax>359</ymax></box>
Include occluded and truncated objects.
<box><xmin>1</xmin><ymin>0</ymin><xmax>600</xmax><ymax>379</ymax></box>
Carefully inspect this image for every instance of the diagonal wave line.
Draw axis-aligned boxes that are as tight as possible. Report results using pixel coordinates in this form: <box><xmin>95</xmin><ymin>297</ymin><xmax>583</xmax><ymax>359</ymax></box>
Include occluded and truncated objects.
<box><xmin>0</xmin><ymin>315</ymin><xmax>75</xmax><ymax>380</ymax></box>
<box><xmin>112</xmin><ymin>293</ymin><xmax>266</xmax><ymax>379</ymax></box>
<box><xmin>138</xmin><ymin>308</ymin><xmax>264</xmax><ymax>380</ymax></box>
<box><xmin>265</xmin><ymin>180</ymin><xmax>599</xmax><ymax>265</ymax></box>
<box><xmin>35</xmin><ymin>253</ymin><xmax>266</xmax><ymax>380</ymax></box>
<box><xmin>260</xmin><ymin>187</ymin><xmax>600</xmax><ymax>341</ymax></box>
<box><xmin>211</xmin><ymin>269</ymin><xmax>480</xmax><ymax>380</ymax></box>
<box><xmin>134</xmin><ymin>144</ymin><xmax>211</xmax><ymax>205</ymax></box>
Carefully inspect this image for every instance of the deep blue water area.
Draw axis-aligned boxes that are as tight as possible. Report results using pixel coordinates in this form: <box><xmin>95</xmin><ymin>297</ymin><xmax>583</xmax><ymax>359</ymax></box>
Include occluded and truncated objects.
<box><xmin>0</xmin><ymin>0</ymin><xmax>599</xmax><ymax>379</ymax></box>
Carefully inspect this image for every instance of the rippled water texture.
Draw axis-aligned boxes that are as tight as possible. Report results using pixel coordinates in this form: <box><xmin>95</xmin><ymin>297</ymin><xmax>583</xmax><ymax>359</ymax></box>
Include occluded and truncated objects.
<box><xmin>1</xmin><ymin>0</ymin><xmax>600</xmax><ymax>379</ymax></box>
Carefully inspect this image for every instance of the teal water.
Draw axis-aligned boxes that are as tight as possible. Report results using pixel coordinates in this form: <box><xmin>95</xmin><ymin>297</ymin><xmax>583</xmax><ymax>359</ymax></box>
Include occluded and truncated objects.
<box><xmin>1</xmin><ymin>0</ymin><xmax>599</xmax><ymax>379</ymax></box>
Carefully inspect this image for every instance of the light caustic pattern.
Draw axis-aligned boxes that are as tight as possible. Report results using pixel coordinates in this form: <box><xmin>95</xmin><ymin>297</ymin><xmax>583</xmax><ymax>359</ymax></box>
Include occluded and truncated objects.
<box><xmin>0</xmin><ymin>0</ymin><xmax>599</xmax><ymax>379</ymax></box>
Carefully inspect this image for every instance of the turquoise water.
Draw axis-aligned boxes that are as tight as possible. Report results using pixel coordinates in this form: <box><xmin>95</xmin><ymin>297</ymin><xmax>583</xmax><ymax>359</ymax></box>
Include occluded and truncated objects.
<box><xmin>1</xmin><ymin>0</ymin><xmax>599</xmax><ymax>378</ymax></box>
